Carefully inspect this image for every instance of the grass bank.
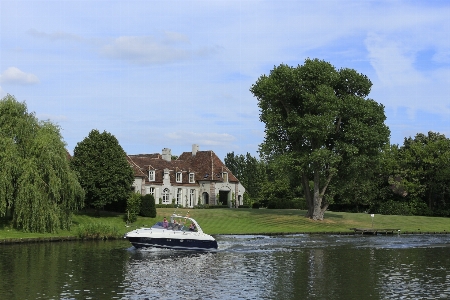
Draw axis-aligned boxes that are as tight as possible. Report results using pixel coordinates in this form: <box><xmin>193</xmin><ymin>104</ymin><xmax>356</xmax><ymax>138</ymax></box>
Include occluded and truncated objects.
<box><xmin>152</xmin><ymin>208</ymin><xmax>450</xmax><ymax>235</ymax></box>
<box><xmin>1</xmin><ymin>208</ymin><xmax>450</xmax><ymax>242</ymax></box>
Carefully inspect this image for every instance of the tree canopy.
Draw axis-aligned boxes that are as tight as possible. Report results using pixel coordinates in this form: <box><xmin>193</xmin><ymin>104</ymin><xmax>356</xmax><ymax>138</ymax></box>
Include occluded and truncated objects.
<box><xmin>0</xmin><ymin>94</ymin><xmax>84</xmax><ymax>232</ymax></box>
<box><xmin>224</xmin><ymin>152</ymin><xmax>266</xmax><ymax>203</ymax></box>
<box><xmin>250</xmin><ymin>58</ymin><xmax>390</xmax><ymax>220</ymax></box>
<box><xmin>71</xmin><ymin>129</ymin><xmax>134</xmax><ymax>210</ymax></box>
<box><xmin>377</xmin><ymin>131</ymin><xmax>450</xmax><ymax>216</ymax></box>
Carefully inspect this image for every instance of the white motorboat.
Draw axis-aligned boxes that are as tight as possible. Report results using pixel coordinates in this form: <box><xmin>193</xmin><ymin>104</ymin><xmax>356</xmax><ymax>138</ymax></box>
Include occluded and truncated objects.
<box><xmin>124</xmin><ymin>214</ymin><xmax>218</xmax><ymax>251</ymax></box>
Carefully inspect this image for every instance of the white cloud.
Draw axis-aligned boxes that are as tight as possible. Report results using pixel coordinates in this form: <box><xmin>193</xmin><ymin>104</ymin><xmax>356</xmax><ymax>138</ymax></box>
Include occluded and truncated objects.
<box><xmin>163</xmin><ymin>31</ymin><xmax>190</xmax><ymax>44</ymax></box>
<box><xmin>365</xmin><ymin>33</ymin><xmax>426</xmax><ymax>87</ymax></box>
<box><xmin>37</xmin><ymin>113</ymin><xmax>68</xmax><ymax>123</ymax></box>
<box><xmin>27</xmin><ymin>28</ymin><xmax>83</xmax><ymax>42</ymax></box>
<box><xmin>0</xmin><ymin>67</ymin><xmax>39</xmax><ymax>85</ymax></box>
<box><xmin>365</xmin><ymin>30</ymin><xmax>450</xmax><ymax>118</ymax></box>
<box><xmin>100</xmin><ymin>33</ymin><xmax>220</xmax><ymax>64</ymax></box>
<box><xmin>101</xmin><ymin>36</ymin><xmax>187</xmax><ymax>64</ymax></box>
<box><xmin>166</xmin><ymin>131</ymin><xmax>235</xmax><ymax>147</ymax></box>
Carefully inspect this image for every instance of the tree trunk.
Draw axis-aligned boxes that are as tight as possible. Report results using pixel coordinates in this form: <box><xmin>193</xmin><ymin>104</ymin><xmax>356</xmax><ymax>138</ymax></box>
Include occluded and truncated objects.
<box><xmin>428</xmin><ymin>187</ymin><xmax>433</xmax><ymax>210</ymax></box>
<box><xmin>311</xmin><ymin>169</ymin><xmax>324</xmax><ymax>220</ymax></box>
<box><xmin>302</xmin><ymin>173</ymin><xmax>314</xmax><ymax>217</ymax></box>
<box><xmin>304</xmin><ymin>167</ymin><xmax>333</xmax><ymax>220</ymax></box>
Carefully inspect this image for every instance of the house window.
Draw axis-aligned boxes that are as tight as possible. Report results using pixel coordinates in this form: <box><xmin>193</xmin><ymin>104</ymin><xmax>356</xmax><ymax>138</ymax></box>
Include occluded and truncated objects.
<box><xmin>176</xmin><ymin>172</ymin><xmax>182</xmax><ymax>183</ymax></box>
<box><xmin>222</xmin><ymin>172</ymin><xmax>228</xmax><ymax>182</ymax></box>
<box><xmin>149</xmin><ymin>170</ymin><xmax>155</xmax><ymax>181</ymax></box>
<box><xmin>189</xmin><ymin>189</ymin><xmax>195</xmax><ymax>207</ymax></box>
<box><xmin>149</xmin><ymin>187</ymin><xmax>155</xmax><ymax>198</ymax></box>
<box><xmin>162</xmin><ymin>188</ymin><xmax>170</xmax><ymax>204</ymax></box>
<box><xmin>189</xmin><ymin>173</ymin><xmax>195</xmax><ymax>183</ymax></box>
<box><xmin>176</xmin><ymin>188</ymin><xmax>182</xmax><ymax>205</ymax></box>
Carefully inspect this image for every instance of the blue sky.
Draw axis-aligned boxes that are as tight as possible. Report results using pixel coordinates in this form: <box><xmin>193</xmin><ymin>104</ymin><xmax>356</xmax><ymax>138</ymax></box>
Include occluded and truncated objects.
<box><xmin>1</xmin><ymin>1</ymin><xmax>449</xmax><ymax>160</ymax></box>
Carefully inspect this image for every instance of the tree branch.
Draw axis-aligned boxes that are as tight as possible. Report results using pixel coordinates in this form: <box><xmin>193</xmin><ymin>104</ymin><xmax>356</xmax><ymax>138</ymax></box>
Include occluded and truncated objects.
<box><xmin>320</xmin><ymin>171</ymin><xmax>334</xmax><ymax>198</ymax></box>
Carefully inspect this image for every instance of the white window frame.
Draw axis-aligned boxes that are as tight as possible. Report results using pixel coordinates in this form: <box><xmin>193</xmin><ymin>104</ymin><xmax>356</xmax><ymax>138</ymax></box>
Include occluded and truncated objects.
<box><xmin>149</xmin><ymin>187</ymin><xmax>155</xmax><ymax>198</ymax></box>
<box><xmin>162</xmin><ymin>188</ymin><xmax>170</xmax><ymax>204</ymax></box>
<box><xmin>149</xmin><ymin>170</ymin><xmax>155</xmax><ymax>181</ymax></box>
<box><xmin>189</xmin><ymin>189</ymin><xmax>195</xmax><ymax>207</ymax></box>
<box><xmin>176</xmin><ymin>172</ymin><xmax>182</xmax><ymax>183</ymax></box>
<box><xmin>176</xmin><ymin>188</ymin><xmax>182</xmax><ymax>205</ymax></box>
<box><xmin>189</xmin><ymin>173</ymin><xmax>195</xmax><ymax>183</ymax></box>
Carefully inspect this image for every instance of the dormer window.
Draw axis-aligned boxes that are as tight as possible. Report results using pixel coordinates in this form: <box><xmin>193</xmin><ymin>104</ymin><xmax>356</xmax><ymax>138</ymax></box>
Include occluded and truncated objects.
<box><xmin>176</xmin><ymin>172</ymin><xmax>182</xmax><ymax>183</ymax></box>
<box><xmin>149</xmin><ymin>170</ymin><xmax>155</xmax><ymax>181</ymax></box>
<box><xmin>189</xmin><ymin>173</ymin><xmax>195</xmax><ymax>183</ymax></box>
<box><xmin>222</xmin><ymin>172</ymin><xmax>228</xmax><ymax>182</ymax></box>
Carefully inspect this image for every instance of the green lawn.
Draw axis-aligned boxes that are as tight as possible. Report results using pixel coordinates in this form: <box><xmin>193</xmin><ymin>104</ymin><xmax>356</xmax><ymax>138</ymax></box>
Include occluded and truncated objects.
<box><xmin>1</xmin><ymin>208</ymin><xmax>450</xmax><ymax>241</ymax></box>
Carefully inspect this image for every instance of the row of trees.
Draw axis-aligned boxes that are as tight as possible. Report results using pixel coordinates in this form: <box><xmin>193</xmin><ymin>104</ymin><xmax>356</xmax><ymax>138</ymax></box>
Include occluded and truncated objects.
<box><xmin>225</xmin><ymin>58</ymin><xmax>449</xmax><ymax>219</ymax></box>
<box><xmin>0</xmin><ymin>95</ymin><xmax>141</xmax><ymax>233</ymax></box>
<box><xmin>225</xmin><ymin>131</ymin><xmax>450</xmax><ymax>217</ymax></box>
<box><xmin>1</xmin><ymin>58</ymin><xmax>447</xmax><ymax>232</ymax></box>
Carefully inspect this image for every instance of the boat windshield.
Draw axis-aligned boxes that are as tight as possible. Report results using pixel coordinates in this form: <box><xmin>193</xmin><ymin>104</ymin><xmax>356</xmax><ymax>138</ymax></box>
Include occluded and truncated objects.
<box><xmin>150</xmin><ymin>216</ymin><xmax>199</xmax><ymax>232</ymax></box>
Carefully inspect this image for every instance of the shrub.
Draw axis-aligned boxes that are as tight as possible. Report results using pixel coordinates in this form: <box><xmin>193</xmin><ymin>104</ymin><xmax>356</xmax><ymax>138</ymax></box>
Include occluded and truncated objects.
<box><xmin>194</xmin><ymin>204</ymin><xmax>209</xmax><ymax>209</ymax></box>
<box><xmin>140</xmin><ymin>194</ymin><xmax>156</xmax><ymax>218</ymax></box>
<box><xmin>76</xmin><ymin>223</ymin><xmax>120</xmax><ymax>240</ymax></box>
<box><xmin>125</xmin><ymin>192</ymin><xmax>141</xmax><ymax>223</ymax></box>
<box><xmin>155</xmin><ymin>204</ymin><xmax>177</xmax><ymax>208</ymax></box>
<box><xmin>238</xmin><ymin>205</ymin><xmax>250</xmax><ymax>208</ymax></box>
<box><xmin>266</xmin><ymin>198</ymin><xmax>307</xmax><ymax>209</ymax></box>
<box><xmin>374</xmin><ymin>199</ymin><xmax>431</xmax><ymax>216</ymax></box>
<box><xmin>207</xmin><ymin>205</ymin><xmax>229</xmax><ymax>209</ymax></box>
<box><xmin>252</xmin><ymin>202</ymin><xmax>260</xmax><ymax>209</ymax></box>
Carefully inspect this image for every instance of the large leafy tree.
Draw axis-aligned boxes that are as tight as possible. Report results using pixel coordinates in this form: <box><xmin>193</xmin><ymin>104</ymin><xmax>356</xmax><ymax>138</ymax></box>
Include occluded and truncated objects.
<box><xmin>71</xmin><ymin>129</ymin><xmax>134</xmax><ymax>210</ymax></box>
<box><xmin>0</xmin><ymin>94</ymin><xmax>84</xmax><ymax>232</ymax></box>
<box><xmin>251</xmin><ymin>59</ymin><xmax>390</xmax><ymax>220</ymax></box>
<box><xmin>224</xmin><ymin>152</ymin><xmax>266</xmax><ymax>202</ymax></box>
<box><xmin>382</xmin><ymin>132</ymin><xmax>450</xmax><ymax>215</ymax></box>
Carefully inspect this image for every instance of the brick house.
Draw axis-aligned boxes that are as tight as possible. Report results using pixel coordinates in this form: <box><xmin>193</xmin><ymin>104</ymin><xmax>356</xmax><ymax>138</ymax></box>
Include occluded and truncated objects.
<box><xmin>127</xmin><ymin>144</ymin><xmax>245</xmax><ymax>208</ymax></box>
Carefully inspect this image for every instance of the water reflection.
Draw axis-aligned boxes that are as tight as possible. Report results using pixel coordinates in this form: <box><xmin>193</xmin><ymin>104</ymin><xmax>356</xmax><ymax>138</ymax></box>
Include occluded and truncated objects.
<box><xmin>1</xmin><ymin>235</ymin><xmax>450</xmax><ymax>299</ymax></box>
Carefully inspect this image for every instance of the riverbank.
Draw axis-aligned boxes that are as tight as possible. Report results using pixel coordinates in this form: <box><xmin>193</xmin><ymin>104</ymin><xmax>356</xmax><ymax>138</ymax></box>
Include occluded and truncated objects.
<box><xmin>1</xmin><ymin>208</ymin><xmax>450</xmax><ymax>243</ymax></box>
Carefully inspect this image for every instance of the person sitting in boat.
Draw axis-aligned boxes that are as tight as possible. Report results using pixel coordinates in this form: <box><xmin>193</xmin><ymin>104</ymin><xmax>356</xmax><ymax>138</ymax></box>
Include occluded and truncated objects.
<box><xmin>172</xmin><ymin>219</ymin><xmax>179</xmax><ymax>230</ymax></box>
<box><xmin>189</xmin><ymin>222</ymin><xmax>196</xmax><ymax>231</ymax></box>
<box><xmin>162</xmin><ymin>217</ymin><xmax>169</xmax><ymax>229</ymax></box>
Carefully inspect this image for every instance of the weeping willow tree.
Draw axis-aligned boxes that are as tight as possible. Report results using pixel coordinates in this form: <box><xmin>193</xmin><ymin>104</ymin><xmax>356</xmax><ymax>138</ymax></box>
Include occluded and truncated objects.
<box><xmin>0</xmin><ymin>94</ymin><xmax>84</xmax><ymax>233</ymax></box>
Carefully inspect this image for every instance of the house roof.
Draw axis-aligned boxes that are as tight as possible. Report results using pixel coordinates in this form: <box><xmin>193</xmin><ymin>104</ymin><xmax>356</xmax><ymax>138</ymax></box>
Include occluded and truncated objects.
<box><xmin>127</xmin><ymin>149</ymin><xmax>239</xmax><ymax>184</ymax></box>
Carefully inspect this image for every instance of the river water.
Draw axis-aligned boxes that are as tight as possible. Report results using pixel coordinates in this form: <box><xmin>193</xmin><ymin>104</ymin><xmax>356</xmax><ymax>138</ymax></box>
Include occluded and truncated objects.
<box><xmin>1</xmin><ymin>234</ymin><xmax>450</xmax><ymax>299</ymax></box>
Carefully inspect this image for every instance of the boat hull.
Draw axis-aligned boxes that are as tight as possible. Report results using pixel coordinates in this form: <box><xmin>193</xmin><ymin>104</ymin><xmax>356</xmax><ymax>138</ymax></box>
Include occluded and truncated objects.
<box><xmin>127</xmin><ymin>236</ymin><xmax>218</xmax><ymax>251</ymax></box>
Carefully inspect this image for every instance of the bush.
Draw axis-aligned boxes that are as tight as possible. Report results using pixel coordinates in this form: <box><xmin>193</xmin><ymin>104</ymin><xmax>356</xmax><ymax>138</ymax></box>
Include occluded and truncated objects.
<box><xmin>125</xmin><ymin>192</ymin><xmax>141</xmax><ymax>223</ymax></box>
<box><xmin>140</xmin><ymin>194</ymin><xmax>156</xmax><ymax>218</ymax></box>
<box><xmin>76</xmin><ymin>223</ymin><xmax>120</xmax><ymax>240</ymax></box>
<box><xmin>155</xmin><ymin>204</ymin><xmax>177</xmax><ymax>208</ymax></box>
<box><xmin>243</xmin><ymin>193</ymin><xmax>252</xmax><ymax>207</ymax></box>
<box><xmin>374</xmin><ymin>199</ymin><xmax>431</xmax><ymax>216</ymax></box>
<box><xmin>207</xmin><ymin>205</ymin><xmax>229</xmax><ymax>209</ymax></box>
<box><xmin>267</xmin><ymin>199</ymin><xmax>305</xmax><ymax>209</ymax></box>
<box><xmin>252</xmin><ymin>202</ymin><xmax>260</xmax><ymax>209</ymax></box>
<box><xmin>238</xmin><ymin>205</ymin><xmax>250</xmax><ymax>208</ymax></box>
<box><xmin>194</xmin><ymin>204</ymin><xmax>209</xmax><ymax>209</ymax></box>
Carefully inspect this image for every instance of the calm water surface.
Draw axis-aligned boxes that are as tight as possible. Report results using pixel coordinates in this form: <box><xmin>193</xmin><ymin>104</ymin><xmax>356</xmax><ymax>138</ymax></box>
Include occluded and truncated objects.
<box><xmin>1</xmin><ymin>234</ymin><xmax>450</xmax><ymax>299</ymax></box>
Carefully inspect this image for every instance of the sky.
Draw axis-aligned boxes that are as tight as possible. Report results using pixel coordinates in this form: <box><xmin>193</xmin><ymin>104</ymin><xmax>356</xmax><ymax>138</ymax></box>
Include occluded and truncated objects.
<box><xmin>1</xmin><ymin>1</ymin><xmax>449</xmax><ymax>160</ymax></box>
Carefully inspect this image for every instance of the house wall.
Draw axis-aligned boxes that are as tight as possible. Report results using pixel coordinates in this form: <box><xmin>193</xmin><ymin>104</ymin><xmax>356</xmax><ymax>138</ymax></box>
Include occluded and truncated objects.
<box><xmin>131</xmin><ymin>178</ymin><xmax>144</xmax><ymax>194</ymax></box>
<box><xmin>140</xmin><ymin>179</ymin><xmax>245</xmax><ymax>207</ymax></box>
<box><xmin>134</xmin><ymin>180</ymin><xmax>245</xmax><ymax>208</ymax></box>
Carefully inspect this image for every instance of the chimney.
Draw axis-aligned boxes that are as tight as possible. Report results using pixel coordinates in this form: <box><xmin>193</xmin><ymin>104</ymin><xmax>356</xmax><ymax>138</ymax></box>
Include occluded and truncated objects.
<box><xmin>162</xmin><ymin>148</ymin><xmax>171</xmax><ymax>162</ymax></box>
<box><xmin>192</xmin><ymin>144</ymin><xmax>199</xmax><ymax>156</ymax></box>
